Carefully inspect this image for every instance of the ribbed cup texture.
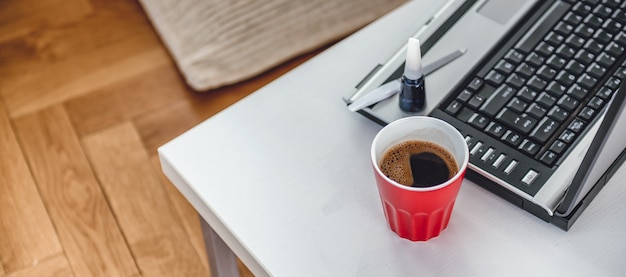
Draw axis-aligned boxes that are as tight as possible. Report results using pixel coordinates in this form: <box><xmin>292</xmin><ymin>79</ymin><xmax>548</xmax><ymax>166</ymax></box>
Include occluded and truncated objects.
<box><xmin>383</xmin><ymin>200</ymin><xmax>456</xmax><ymax>241</ymax></box>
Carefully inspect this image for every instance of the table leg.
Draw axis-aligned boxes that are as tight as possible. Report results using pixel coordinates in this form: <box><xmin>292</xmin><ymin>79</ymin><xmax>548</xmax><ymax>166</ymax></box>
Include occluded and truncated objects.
<box><xmin>200</xmin><ymin>216</ymin><xmax>241</xmax><ymax>277</ymax></box>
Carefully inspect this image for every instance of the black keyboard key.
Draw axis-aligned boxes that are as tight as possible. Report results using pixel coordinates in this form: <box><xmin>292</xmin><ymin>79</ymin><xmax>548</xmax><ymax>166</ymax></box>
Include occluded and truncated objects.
<box><xmin>530</xmin><ymin>117</ymin><xmax>560</xmax><ymax>143</ymax></box>
<box><xmin>507</xmin><ymin>97</ymin><xmax>528</xmax><ymax>113</ymax></box>
<box><xmin>468</xmin><ymin>113</ymin><xmax>490</xmax><ymax>129</ymax></box>
<box><xmin>557</xmin><ymin>95</ymin><xmax>579</xmax><ymax>111</ymax></box>
<box><xmin>579</xmin><ymin>106</ymin><xmax>596</xmax><ymax>120</ymax></box>
<box><xmin>548</xmin><ymin>105</ymin><xmax>570</xmax><ymax>122</ymax></box>
<box><xmin>519</xmin><ymin>139</ymin><xmax>540</xmax><ymax>156</ymax></box>
<box><xmin>603</xmin><ymin>18</ymin><xmax>623</xmax><ymax>34</ymax></box>
<box><xmin>607</xmin><ymin>9</ymin><xmax>623</xmax><ymax>21</ymax></box>
<box><xmin>584</xmin><ymin>39</ymin><xmax>604</xmax><ymax>55</ymax></box>
<box><xmin>605</xmin><ymin>76</ymin><xmax>621</xmax><ymax>90</ymax></box>
<box><xmin>556</xmin><ymin>44</ymin><xmax>576</xmax><ymax>59</ymax></box>
<box><xmin>502</xmin><ymin>130</ymin><xmax>523</xmax><ymax>147</ymax></box>
<box><xmin>550</xmin><ymin>140</ymin><xmax>567</xmax><ymax>154</ymax></box>
<box><xmin>506</xmin><ymin>73</ymin><xmax>526</xmax><ymax>89</ymax></box>
<box><xmin>564</xmin><ymin>12</ymin><xmax>583</xmax><ymax>26</ymax></box>
<box><xmin>474</xmin><ymin>84</ymin><xmax>497</xmax><ymax>98</ymax></box>
<box><xmin>457</xmin><ymin>90</ymin><xmax>473</xmax><ymax>103</ymax></box>
<box><xmin>494</xmin><ymin>60</ymin><xmax>516</xmax><ymax>75</ymax></box>
<box><xmin>606</xmin><ymin>42</ymin><xmax>625</xmax><ymax>57</ymax></box>
<box><xmin>616</xmin><ymin>67</ymin><xmax>626</xmax><ymax>79</ymax></box>
<box><xmin>596</xmin><ymin>86</ymin><xmax>613</xmax><ymax>100</ymax></box>
<box><xmin>588</xmin><ymin>96</ymin><xmax>604</xmax><ymax>109</ymax></box>
<box><xmin>527</xmin><ymin>103</ymin><xmax>547</xmax><ymax>119</ymax></box>
<box><xmin>536</xmin><ymin>42</ymin><xmax>556</xmax><ymax>57</ymax></box>
<box><xmin>559</xmin><ymin>129</ymin><xmax>577</xmax><ymax>143</ymax></box>
<box><xmin>587</xmin><ymin>63</ymin><xmax>606</xmax><ymax>78</ymax></box>
<box><xmin>596</xmin><ymin>53</ymin><xmax>616</xmax><ymax>68</ymax></box>
<box><xmin>485</xmin><ymin>70</ymin><xmax>505</xmax><ymax>86</ymax></box>
<box><xmin>540</xmin><ymin>151</ymin><xmax>558</xmax><ymax>166</ymax></box>
<box><xmin>445</xmin><ymin>101</ymin><xmax>463</xmax><ymax>115</ymax></box>
<box><xmin>467</xmin><ymin>77</ymin><xmax>484</xmax><ymax>91</ymax></box>
<box><xmin>479</xmin><ymin>85</ymin><xmax>516</xmax><ymax>117</ymax></box>
<box><xmin>572</xmin><ymin>2</ymin><xmax>592</xmax><ymax>15</ymax></box>
<box><xmin>485</xmin><ymin>122</ymin><xmax>506</xmax><ymax>138</ymax></box>
<box><xmin>565</xmin><ymin>60</ymin><xmax>585</xmax><ymax>76</ymax></box>
<box><xmin>526</xmin><ymin>52</ymin><xmax>545</xmax><ymax>68</ymax></box>
<box><xmin>467</xmin><ymin>94</ymin><xmax>486</xmax><ymax>109</ymax></box>
<box><xmin>593</xmin><ymin>29</ymin><xmax>612</xmax><ymax>44</ymax></box>
<box><xmin>575</xmin><ymin>49</ymin><xmax>595</xmax><ymax>65</ymax></box>
<box><xmin>603</xmin><ymin>0</ymin><xmax>621</xmax><ymax>9</ymax></box>
<box><xmin>456</xmin><ymin>107</ymin><xmax>475</xmax><ymax>122</ymax></box>
<box><xmin>568</xmin><ymin>118</ymin><xmax>585</xmax><ymax>132</ymax></box>
<box><xmin>516</xmin><ymin>2</ymin><xmax>570</xmax><ymax>53</ymax></box>
<box><xmin>496</xmin><ymin>108</ymin><xmax>538</xmax><ymax>134</ymax></box>
<box><xmin>546</xmin><ymin>55</ymin><xmax>567</xmax><ymax>70</ymax></box>
<box><xmin>555</xmin><ymin>70</ymin><xmax>576</xmax><ymax>86</ymax></box>
<box><xmin>574</xmin><ymin>24</ymin><xmax>595</xmax><ymax>39</ymax></box>
<box><xmin>565</xmin><ymin>33</ymin><xmax>593</xmax><ymax>49</ymax></box>
<box><xmin>594</xmin><ymin>4</ymin><xmax>613</xmax><ymax>18</ymax></box>
<box><xmin>545</xmin><ymin>32</ymin><xmax>566</xmax><ymax>46</ymax></box>
<box><xmin>528</xmin><ymin>76</ymin><xmax>548</xmax><ymax>91</ymax></box>
<box><xmin>578</xmin><ymin>73</ymin><xmax>598</xmax><ymax>90</ymax></box>
<box><xmin>546</xmin><ymin>81</ymin><xmax>567</xmax><ymax>97</ymax></box>
<box><xmin>554</xmin><ymin>22</ymin><xmax>574</xmax><ymax>36</ymax></box>
<box><xmin>567</xmin><ymin>84</ymin><xmax>589</xmax><ymax>100</ymax></box>
<box><xmin>537</xmin><ymin>65</ymin><xmax>557</xmax><ymax>81</ymax></box>
<box><xmin>584</xmin><ymin>13</ymin><xmax>604</xmax><ymax>29</ymax></box>
<box><xmin>516</xmin><ymin>62</ymin><xmax>537</xmax><ymax>77</ymax></box>
<box><xmin>517</xmin><ymin>87</ymin><xmax>538</xmax><ymax>102</ymax></box>
<box><xmin>614</xmin><ymin>10</ymin><xmax>626</xmax><ymax>24</ymax></box>
<box><xmin>537</xmin><ymin>92</ymin><xmax>557</xmax><ymax>108</ymax></box>
<box><xmin>504</xmin><ymin>49</ymin><xmax>526</xmax><ymax>64</ymax></box>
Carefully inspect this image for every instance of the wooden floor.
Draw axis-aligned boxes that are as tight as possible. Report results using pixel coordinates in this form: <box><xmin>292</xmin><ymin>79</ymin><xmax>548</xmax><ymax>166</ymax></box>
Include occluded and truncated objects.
<box><xmin>0</xmin><ymin>0</ymin><xmax>324</xmax><ymax>276</ymax></box>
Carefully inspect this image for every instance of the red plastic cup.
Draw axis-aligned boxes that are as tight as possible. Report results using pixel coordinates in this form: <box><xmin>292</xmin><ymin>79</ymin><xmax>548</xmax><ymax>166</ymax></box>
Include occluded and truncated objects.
<box><xmin>371</xmin><ymin>116</ymin><xmax>469</xmax><ymax>241</ymax></box>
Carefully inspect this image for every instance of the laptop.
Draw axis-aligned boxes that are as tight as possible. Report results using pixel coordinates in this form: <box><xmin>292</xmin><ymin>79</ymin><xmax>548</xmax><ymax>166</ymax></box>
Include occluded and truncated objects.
<box><xmin>344</xmin><ymin>0</ymin><xmax>626</xmax><ymax>230</ymax></box>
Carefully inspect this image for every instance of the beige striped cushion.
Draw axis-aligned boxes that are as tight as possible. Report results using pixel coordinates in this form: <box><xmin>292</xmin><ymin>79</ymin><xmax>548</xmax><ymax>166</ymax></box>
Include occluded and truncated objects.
<box><xmin>139</xmin><ymin>0</ymin><xmax>407</xmax><ymax>91</ymax></box>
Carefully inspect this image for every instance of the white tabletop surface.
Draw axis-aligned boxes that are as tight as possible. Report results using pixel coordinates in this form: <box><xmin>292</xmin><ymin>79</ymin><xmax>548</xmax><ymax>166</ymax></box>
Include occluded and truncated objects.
<box><xmin>158</xmin><ymin>1</ymin><xmax>626</xmax><ymax>276</ymax></box>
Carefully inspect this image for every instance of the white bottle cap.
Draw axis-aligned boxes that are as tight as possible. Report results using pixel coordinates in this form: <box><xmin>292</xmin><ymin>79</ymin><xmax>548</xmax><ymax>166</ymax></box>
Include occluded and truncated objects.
<box><xmin>403</xmin><ymin>38</ymin><xmax>423</xmax><ymax>80</ymax></box>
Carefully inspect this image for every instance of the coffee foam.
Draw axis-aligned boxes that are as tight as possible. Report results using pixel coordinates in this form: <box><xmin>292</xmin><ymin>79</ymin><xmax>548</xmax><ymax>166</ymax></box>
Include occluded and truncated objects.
<box><xmin>378</xmin><ymin>140</ymin><xmax>458</xmax><ymax>187</ymax></box>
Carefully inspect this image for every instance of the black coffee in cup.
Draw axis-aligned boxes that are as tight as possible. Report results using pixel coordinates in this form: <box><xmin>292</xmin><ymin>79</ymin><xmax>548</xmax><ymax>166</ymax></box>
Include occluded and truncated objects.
<box><xmin>379</xmin><ymin>140</ymin><xmax>458</xmax><ymax>187</ymax></box>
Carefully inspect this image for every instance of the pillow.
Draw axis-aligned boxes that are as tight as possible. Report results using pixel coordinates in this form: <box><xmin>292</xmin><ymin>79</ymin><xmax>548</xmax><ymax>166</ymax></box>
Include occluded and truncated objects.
<box><xmin>139</xmin><ymin>0</ymin><xmax>406</xmax><ymax>90</ymax></box>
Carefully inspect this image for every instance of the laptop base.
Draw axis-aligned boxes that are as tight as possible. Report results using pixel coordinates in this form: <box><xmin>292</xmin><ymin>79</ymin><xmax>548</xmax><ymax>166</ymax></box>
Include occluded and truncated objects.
<box><xmin>551</xmin><ymin>148</ymin><xmax>626</xmax><ymax>230</ymax></box>
<box><xmin>466</xmin><ymin>147</ymin><xmax>626</xmax><ymax>231</ymax></box>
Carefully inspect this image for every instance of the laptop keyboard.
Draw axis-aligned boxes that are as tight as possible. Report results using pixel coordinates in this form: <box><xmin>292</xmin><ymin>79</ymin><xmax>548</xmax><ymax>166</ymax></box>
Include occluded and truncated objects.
<box><xmin>436</xmin><ymin>0</ymin><xmax>626</xmax><ymax>194</ymax></box>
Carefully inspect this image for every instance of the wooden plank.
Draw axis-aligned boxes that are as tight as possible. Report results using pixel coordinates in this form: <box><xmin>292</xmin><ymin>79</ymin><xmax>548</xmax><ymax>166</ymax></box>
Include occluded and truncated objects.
<box><xmin>0</xmin><ymin>0</ymin><xmax>93</xmax><ymax>43</ymax></box>
<box><xmin>82</xmin><ymin>122</ymin><xmax>209</xmax><ymax>276</ymax></box>
<box><xmin>149</xmin><ymin>155</ymin><xmax>209</xmax><ymax>271</ymax></box>
<box><xmin>0</xmin><ymin>0</ymin><xmax>169</xmax><ymax>118</ymax></box>
<box><xmin>13</xmin><ymin>106</ymin><xmax>139</xmax><ymax>277</ymax></box>
<box><xmin>0</xmin><ymin>102</ymin><xmax>62</xmax><ymax>272</ymax></box>
<box><xmin>6</xmin><ymin>254</ymin><xmax>72</xmax><ymax>277</ymax></box>
<box><xmin>0</xmin><ymin>0</ymin><xmax>151</xmax><ymax>70</ymax></box>
<box><xmin>3</xmin><ymin>45</ymin><xmax>170</xmax><ymax>118</ymax></box>
<box><xmin>64</xmin><ymin>64</ymin><xmax>186</xmax><ymax>137</ymax></box>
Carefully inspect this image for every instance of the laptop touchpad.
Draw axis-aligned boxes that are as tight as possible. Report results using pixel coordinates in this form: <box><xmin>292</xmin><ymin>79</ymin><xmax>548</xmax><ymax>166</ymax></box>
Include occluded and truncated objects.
<box><xmin>477</xmin><ymin>0</ymin><xmax>530</xmax><ymax>25</ymax></box>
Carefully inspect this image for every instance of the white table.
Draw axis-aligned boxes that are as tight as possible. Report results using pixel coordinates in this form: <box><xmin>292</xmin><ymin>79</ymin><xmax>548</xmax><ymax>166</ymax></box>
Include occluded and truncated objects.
<box><xmin>158</xmin><ymin>1</ymin><xmax>626</xmax><ymax>276</ymax></box>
